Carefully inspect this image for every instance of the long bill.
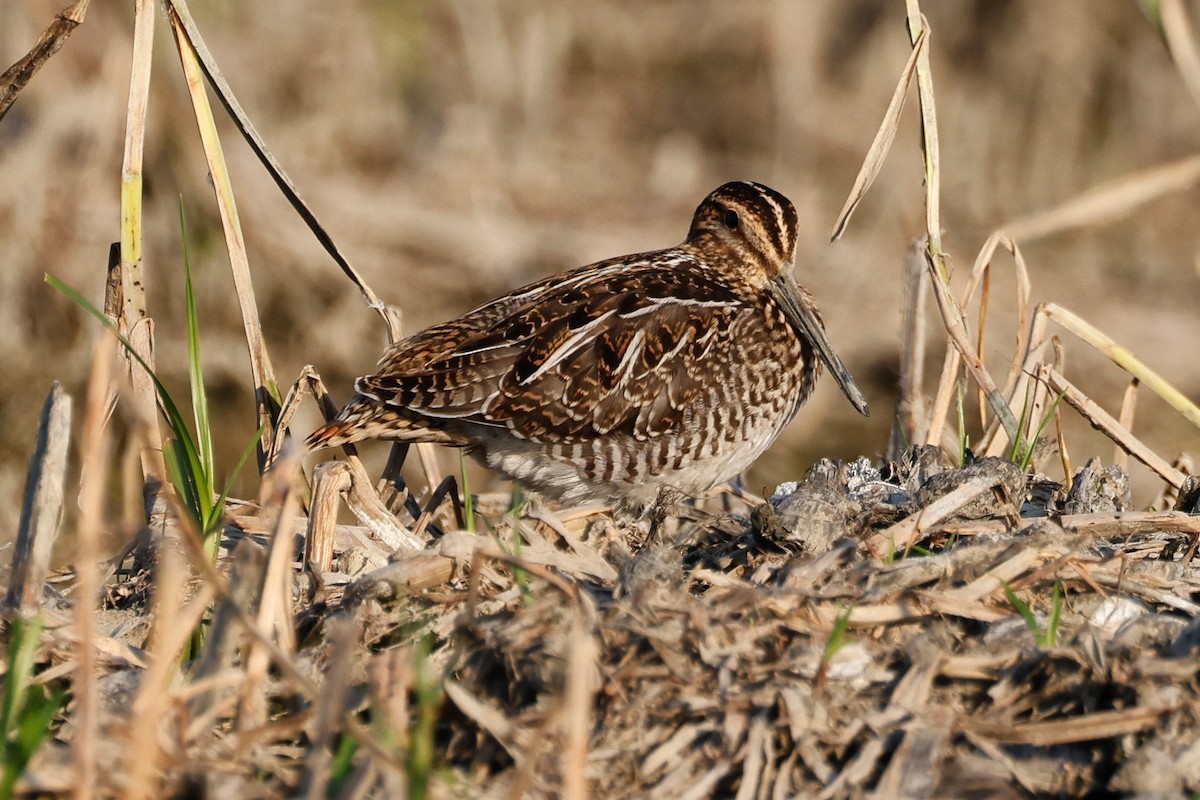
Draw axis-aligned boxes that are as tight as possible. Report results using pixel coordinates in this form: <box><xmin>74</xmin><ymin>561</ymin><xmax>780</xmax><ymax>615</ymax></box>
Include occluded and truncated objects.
<box><xmin>771</xmin><ymin>272</ymin><xmax>871</xmax><ymax>417</ymax></box>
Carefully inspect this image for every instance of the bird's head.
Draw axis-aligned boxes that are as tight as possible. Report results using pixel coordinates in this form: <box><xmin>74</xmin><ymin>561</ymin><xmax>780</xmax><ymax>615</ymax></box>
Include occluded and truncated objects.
<box><xmin>688</xmin><ymin>181</ymin><xmax>870</xmax><ymax>417</ymax></box>
<box><xmin>687</xmin><ymin>180</ymin><xmax>799</xmax><ymax>284</ymax></box>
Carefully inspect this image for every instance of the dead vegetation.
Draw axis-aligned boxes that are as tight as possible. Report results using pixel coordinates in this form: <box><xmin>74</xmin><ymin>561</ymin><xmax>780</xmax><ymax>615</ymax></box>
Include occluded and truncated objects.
<box><xmin>4</xmin><ymin>1</ymin><xmax>1200</xmax><ymax>798</ymax></box>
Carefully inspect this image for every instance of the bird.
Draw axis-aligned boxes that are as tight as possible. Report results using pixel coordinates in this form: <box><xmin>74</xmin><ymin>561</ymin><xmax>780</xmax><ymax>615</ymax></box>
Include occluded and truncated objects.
<box><xmin>307</xmin><ymin>181</ymin><xmax>870</xmax><ymax>517</ymax></box>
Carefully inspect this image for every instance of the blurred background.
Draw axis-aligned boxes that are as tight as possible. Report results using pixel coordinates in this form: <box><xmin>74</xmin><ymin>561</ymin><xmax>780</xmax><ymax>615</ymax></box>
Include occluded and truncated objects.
<box><xmin>2</xmin><ymin>1</ymin><xmax>1199</xmax><ymax>544</ymax></box>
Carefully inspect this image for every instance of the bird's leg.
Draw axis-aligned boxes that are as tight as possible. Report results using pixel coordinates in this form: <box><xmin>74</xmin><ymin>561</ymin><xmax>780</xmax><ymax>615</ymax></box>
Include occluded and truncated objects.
<box><xmin>707</xmin><ymin>480</ymin><xmax>764</xmax><ymax>514</ymax></box>
<box><xmin>646</xmin><ymin>485</ymin><xmax>690</xmax><ymax>545</ymax></box>
<box><xmin>722</xmin><ymin>474</ymin><xmax>746</xmax><ymax>514</ymax></box>
<box><xmin>376</xmin><ymin>442</ymin><xmax>411</xmax><ymax>515</ymax></box>
<box><xmin>411</xmin><ymin>474</ymin><xmax>466</xmax><ymax>538</ymax></box>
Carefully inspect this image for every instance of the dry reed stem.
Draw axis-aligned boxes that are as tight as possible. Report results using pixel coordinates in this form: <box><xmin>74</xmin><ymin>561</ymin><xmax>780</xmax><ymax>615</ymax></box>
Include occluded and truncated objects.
<box><xmin>365</xmin><ymin>650</ymin><xmax>412</xmax><ymax>796</ymax></box>
<box><xmin>829</xmin><ymin>28</ymin><xmax>925</xmax><ymax>241</ymax></box>
<box><xmin>443</xmin><ymin>679</ymin><xmax>520</xmax><ymax>758</ymax></box>
<box><xmin>440</xmin><ymin>530</ymin><xmax>615</xmax><ymax>586</ymax></box>
<box><xmin>1040</xmin><ymin>302</ymin><xmax>1200</xmax><ymax>431</ymax></box>
<box><xmin>864</xmin><ymin>472</ymin><xmax>1010</xmax><ymax>557</ymax></box>
<box><xmin>336</xmin><ymin>459</ymin><xmax>423</xmax><ymax>551</ymax></box>
<box><xmin>123</xmin><ymin>550</ymin><xmax>215</xmax><ymax>800</ymax></box>
<box><xmin>973</xmin><ymin>236</ymin><xmax>1032</xmax><ymax>455</ymax></box>
<box><xmin>926</xmin><ymin>232</ymin><xmax>1033</xmax><ymax>456</ymax></box>
<box><xmin>344</xmin><ymin>553</ymin><xmax>454</xmax><ymax>604</ymax></box>
<box><xmin>1156</xmin><ymin>0</ymin><xmax>1200</xmax><ymax>112</ymax></box>
<box><xmin>964</xmin><ymin>705</ymin><xmax>1173</xmax><ymax>746</ymax></box>
<box><xmin>560</xmin><ymin>614</ymin><xmax>597</xmax><ymax>800</ymax></box>
<box><xmin>161</xmin><ymin>511</ymin><xmax>415</xmax><ymax>773</ymax></box>
<box><xmin>276</xmin><ymin>365</ymin><xmax>432</xmax><ymax>549</ymax></box>
<box><xmin>270</xmin><ymin>401</ymin><xmax>314</xmax><ymax>471</ymax></box>
<box><xmin>120</xmin><ymin>0</ymin><xmax>165</xmax><ymax>487</ymax></box>
<box><xmin>1090</xmin><ymin>567</ymin><xmax>1200</xmax><ymax>614</ymax></box>
<box><xmin>1045</xmin><ymin>366</ymin><xmax>1188</xmax><ymax>488</ymax></box>
<box><xmin>0</xmin><ymin>0</ymin><xmax>90</xmax><ymax>120</ymax></box>
<box><xmin>239</xmin><ymin>455</ymin><xmax>302</xmax><ymax>728</ymax></box>
<box><xmin>975</xmin><ymin>265</ymin><xmax>991</xmax><ymax>434</ymax></box>
<box><xmin>162</xmin><ymin>0</ymin><xmax>402</xmax><ymax>345</ymax></box>
<box><xmin>901</xmin><ymin>2</ymin><xmax>1198</xmax><ymax>471</ymax></box>
<box><xmin>736</xmin><ymin>714</ymin><xmax>771</xmax><ymax>800</ymax></box>
<box><xmin>1061</xmin><ymin>509</ymin><xmax>1200</xmax><ymax>537</ymax></box>
<box><xmin>120</xmin><ymin>0</ymin><xmax>151</xmax><ymax>329</ymax></box>
<box><xmin>300</xmin><ymin>615</ymin><xmax>358</xmax><ymax>800</ymax></box>
<box><xmin>873</xmin><ymin>711</ymin><xmax>952</xmax><ymax>800</ymax></box>
<box><xmin>832</xmin><ymin>4</ymin><xmax>1028</xmax><ymax>457</ymax></box>
<box><xmin>1004</xmin><ymin>154</ymin><xmax>1200</xmax><ymax>242</ymax></box>
<box><xmin>923</xmin><ymin>247</ymin><xmax>1021</xmax><ymax>446</ymax></box>
<box><xmin>271</xmin><ymin>365</ymin><xmax>342</xmax><ymax>466</ymax></box>
<box><xmin>306</xmin><ymin>461</ymin><xmax>350</xmax><ymax>574</ymax></box>
<box><xmin>7</xmin><ymin>382</ymin><xmax>72</xmax><ymax>614</ymax></box>
<box><xmin>901</xmin><ymin>6</ymin><xmax>1023</xmax><ymax>448</ymax></box>
<box><xmin>959</xmin><ymin>730</ymin><xmax>1040</xmax><ymax>796</ymax></box>
<box><xmin>1116</xmin><ymin>379</ymin><xmax>1140</xmax><ymax>469</ymax></box>
<box><xmin>524</xmin><ymin>510</ymin><xmax>618</xmax><ymax>583</ymax></box>
<box><xmin>946</xmin><ymin>545</ymin><xmax>1071</xmax><ymax>603</ymax></box>
<box><xmin>925</xmin><ymin>158</ymin><xmax>1200</xmax><ymax>465</ymax></box>
<box><xmin>186</xmin><ymin>541</ymin><xmax>264</xmax><ymax>737</ymax></box>
<box><xmin>1025</xmin><ymin>362</ymin><xmax>1052</xmax><ymax>467</ymax></box>
<box><xmin>169</xmin><ymin>8</ymin><xmax>280</xmax><ymax>463</ymax></box>
<box><xmin>73</xmin><ymin>339</ymin><xmax>116</xmax><ymax>800</ymax></box>
<box><xmin>890</xmin><ymin>242</ymin><xmax>929</xmax><ymax>458</ymax></box>
<box><xmin>177</xmin><ymin>542</ymin><xmax>320</xmax><ymax>700</ymax></box>
<box><xmin>1053</xmin><ymin>370</ymin><xmax>1073</xmax><ymax>488</ymax></box>
<box><xmin>415</xmin><ymin>443</ymin><xmax>446</xmax><ymax>505</ymax></box>
<box><xmin>925</xmin><ymin>339</ymin><xmax>962</xmax><ymax>453</ymax></box>
<box><xmin>889</xmin><ymin>653</ymin><xmax>941</xmax><ymax>713</ymax></box>
<box><xmin>904</xmin><ymin>6</ymin><xmax>942</xmax><ymax>254</ymax></box>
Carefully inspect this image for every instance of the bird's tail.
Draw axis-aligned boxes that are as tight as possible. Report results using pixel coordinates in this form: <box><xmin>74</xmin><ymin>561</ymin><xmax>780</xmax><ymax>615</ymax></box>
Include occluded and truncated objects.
<box><xmin>306</xmin><ymin>416</ymin><xmax>365</xmax><ymax>451</ymax></box>
<box><xmin>305</xmin><ymin>397</ymin><xmax>391</xmax><ymax>451</ymax></box>
<box><xmin>306</xmin><ymin>397</ymin><xmax>462</xmax><ymax>451</ymax></box>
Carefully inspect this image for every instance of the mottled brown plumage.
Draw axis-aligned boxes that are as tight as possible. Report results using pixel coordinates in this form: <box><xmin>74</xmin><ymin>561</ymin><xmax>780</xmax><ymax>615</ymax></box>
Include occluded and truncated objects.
<box><xmin>308</xmin><ymin>182</ymin><xmax>869</xmax><ymax>514</ymax></box>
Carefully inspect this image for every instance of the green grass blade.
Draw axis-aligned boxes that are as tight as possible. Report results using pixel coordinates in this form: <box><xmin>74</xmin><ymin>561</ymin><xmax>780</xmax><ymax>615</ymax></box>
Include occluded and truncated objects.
<box><xmin>211</xmin><ymin>425</ymin><xmax>265</xmax><ymax>535</ymax></box>
<box><xmin>822</xmin><ymin>603</ymin><xmax>854</xmax><ymax>663</ymax></box>
<box><xmin>956</xmin><ymin>379</ymin><xmax>969</xmax><ymax>466</ymax></box>
<box><xmin>408</xmin><ymin>637</ymin><xmax>443</xmax><ymax>800</ymax></box>
<box><xmin>1009</xmin><ymin>379</ymin><xmax>1034</xmax><ymax>465</ymax></box>
<box><xmin>1045</xmin><ymin>578</ymin><xmax>1064</xmax><ymax>647</ymax></box>
<box><xmin>1018</xmin><ymin>387</ymin><xmax>1069</xmax><ymax>472</ymax></box>
<box><xmin>1</xmin><ymin>617</ymin><xmax>64</xmax><ymax>800</ymax></box>
<box><xmin>11</xmin><ymin>685</ymin><xmax>65</xmax><ymax>763</ymax></box>
<box><xmin>45</xmin><ymin>275</ymin><xmax>204</xmax><ymax>469</ymax></box>
<box><xmin>179</xmin><ymin>202</ymin><xmax>214</xmax><ymax>484</ymax></box>
<box><xmin>163</xmin><ymin>438</ymin><xmax>201</xmax><ymax>528</ymax></box>
<box><xmin>47</xmin><ymin>274</ymin><xmax>210</xmax><ymax>525</ymax></box>
<box><xmin>1002</xmin><ymin>581</ymin><xmax>1044</xmax><ymax>643</ymax></box>
<box><xmin>1</xmin><ymin>616</ymin><xmax>43</xmax><ymax>740</ymax></box>
<box><xmin>459</xmin><ymin>452</ymin><xmax>475</xmax><ymax>533</ymax></box>
<box><xmin>327</xmin><ymin>734</ymin><xmax>359</xmax><ymax>798</ymax></box>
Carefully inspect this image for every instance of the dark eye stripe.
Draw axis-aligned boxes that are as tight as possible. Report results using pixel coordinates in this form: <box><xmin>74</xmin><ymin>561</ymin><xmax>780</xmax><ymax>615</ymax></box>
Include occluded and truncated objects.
<box><xmin>685</xmin><ymin>181</ymin><xmax>798</xmax><ymax>267</ymax></box>
<box><xmin>728</xmin><ymin>196</ymin><xmax>785</xmax><ymax>263</ymax></box>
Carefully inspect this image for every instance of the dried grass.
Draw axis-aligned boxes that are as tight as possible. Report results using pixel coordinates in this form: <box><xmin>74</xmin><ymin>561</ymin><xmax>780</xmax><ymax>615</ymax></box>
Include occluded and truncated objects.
<box><xmin>3</xmin><ymin>1</ymin><xmax>1200</xmax><ymax>798</ymax></box>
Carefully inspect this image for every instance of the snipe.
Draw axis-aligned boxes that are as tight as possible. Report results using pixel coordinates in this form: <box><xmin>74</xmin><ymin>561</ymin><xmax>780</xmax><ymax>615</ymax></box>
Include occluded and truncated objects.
<box><xmin>308</xmin><ymin>181</ymin><xmax>870</xmax><ymax>515</ymax></box>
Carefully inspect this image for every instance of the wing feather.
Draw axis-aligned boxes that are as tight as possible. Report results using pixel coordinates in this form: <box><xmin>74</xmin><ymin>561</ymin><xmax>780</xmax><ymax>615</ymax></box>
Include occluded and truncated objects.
<box><xmin>352</xmin><ymin>253</ymin><xmax>746</xmax><ymax>443</ymax></box>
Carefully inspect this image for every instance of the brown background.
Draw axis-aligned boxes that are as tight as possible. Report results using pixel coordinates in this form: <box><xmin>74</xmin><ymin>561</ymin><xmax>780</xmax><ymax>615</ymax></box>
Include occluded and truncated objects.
<box><xmin>2</xmin><ymin>1</ymin><xmax>1199</xmax><ymax>543</ymax></box>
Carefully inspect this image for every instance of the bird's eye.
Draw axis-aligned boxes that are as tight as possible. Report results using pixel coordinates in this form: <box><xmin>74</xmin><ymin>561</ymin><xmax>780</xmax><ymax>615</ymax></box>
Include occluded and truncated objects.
<box><xmin>723</xmin><ymin>209</ymin><xmax>740</xmax><ymax>230</ymax></box>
